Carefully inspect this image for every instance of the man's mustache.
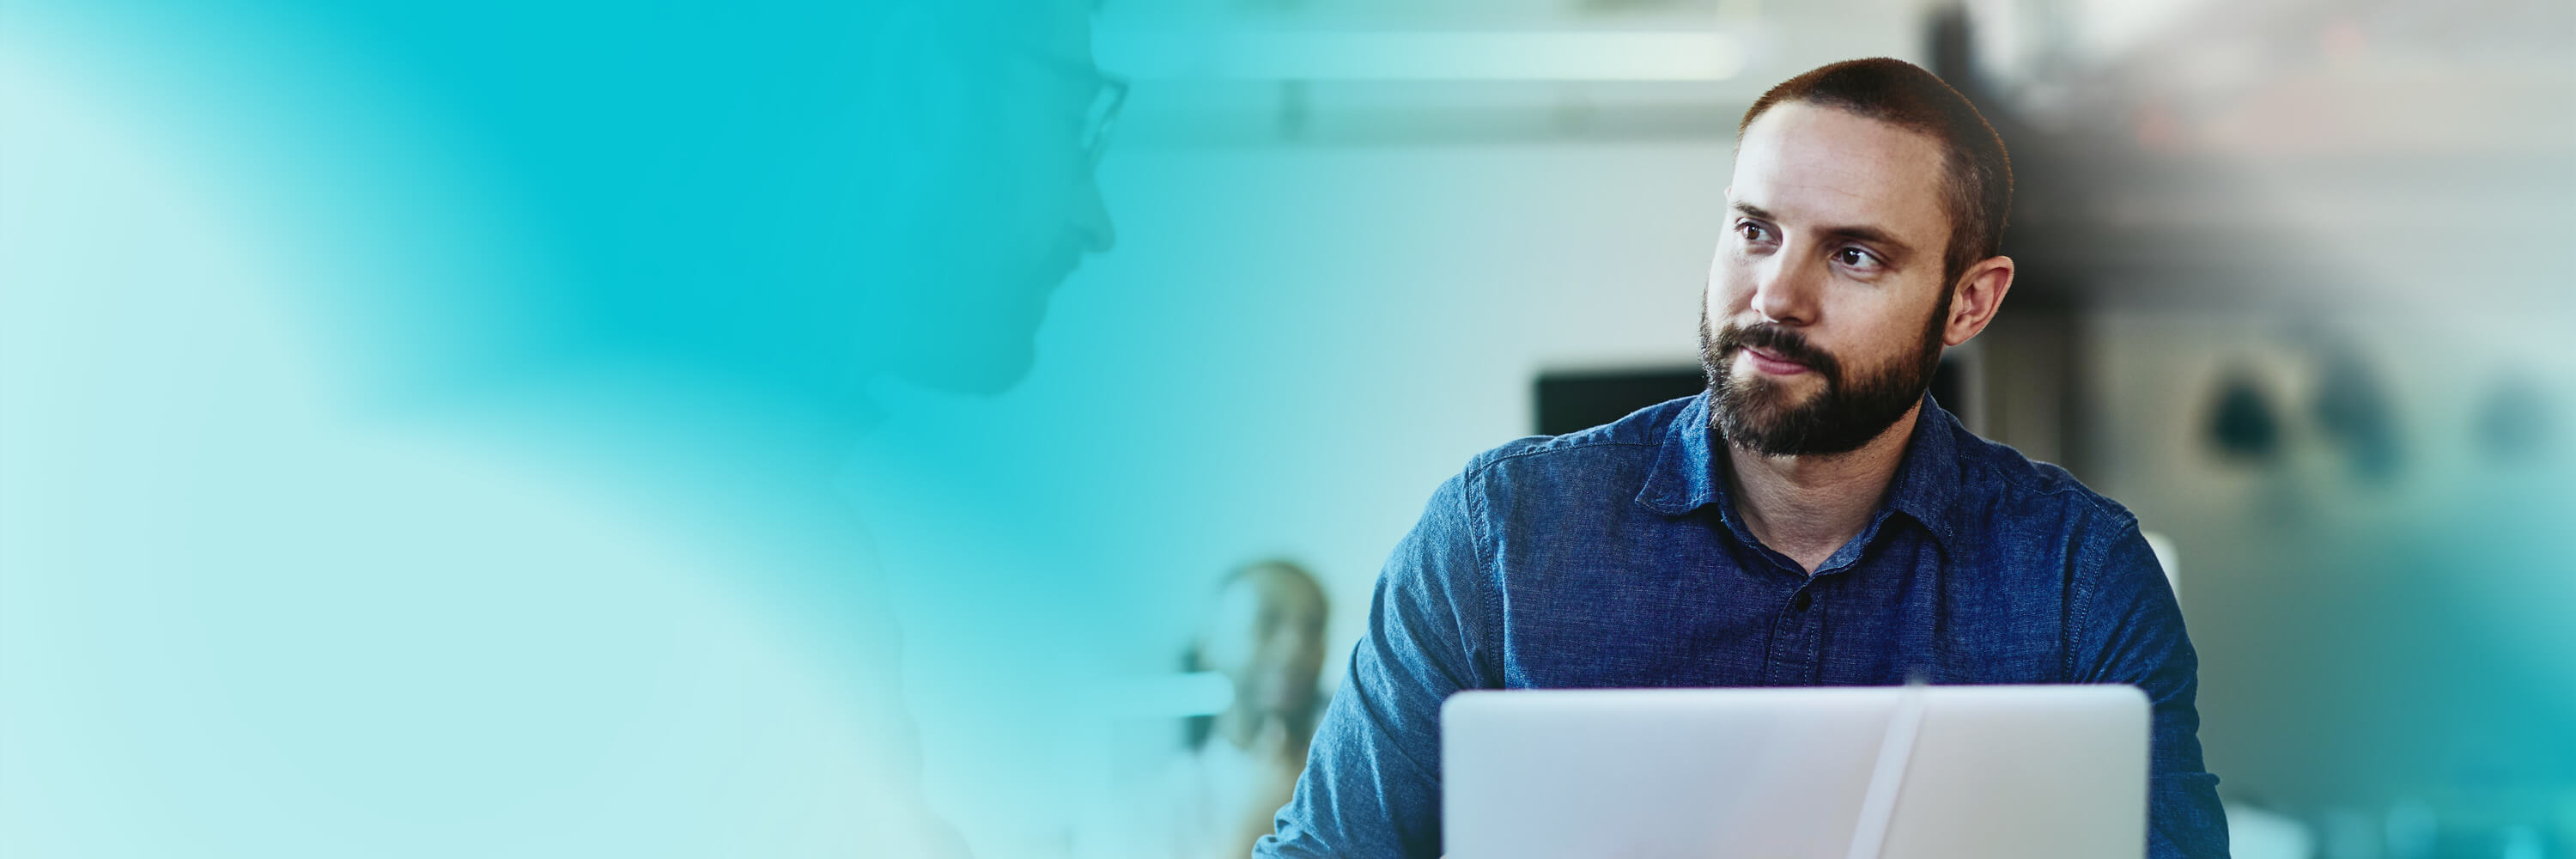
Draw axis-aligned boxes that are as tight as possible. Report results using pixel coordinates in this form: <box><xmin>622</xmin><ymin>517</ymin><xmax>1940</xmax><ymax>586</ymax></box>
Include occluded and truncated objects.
<box><xmin>1716</xmin><ymin>322</ymin><xmax>1844</xmax><ymax>381</ymax></box>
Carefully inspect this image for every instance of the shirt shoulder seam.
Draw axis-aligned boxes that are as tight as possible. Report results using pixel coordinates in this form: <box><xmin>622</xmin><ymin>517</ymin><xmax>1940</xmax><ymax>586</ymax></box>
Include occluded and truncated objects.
<box><xmin>1460</xmin><ymin>459</ymin><xmax>1510</xmax><ymax>687</ymax></box>
<box><xmin>1955</xmin><ymin>443</ymin><xmax>2142</xmax><ymax>530</ymax></box>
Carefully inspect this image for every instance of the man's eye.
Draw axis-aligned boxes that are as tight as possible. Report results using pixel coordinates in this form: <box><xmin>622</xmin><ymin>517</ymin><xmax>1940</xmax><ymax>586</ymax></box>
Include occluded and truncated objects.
<box><xmin>1836</xmin><ymin>247</ymin><xmax>1880</xmax><ymax>269</ymax></box>
<box><xmin>1736</xmin><ymin>222</ymin><xmax>1771</xmax><ymax>242</ymax></box>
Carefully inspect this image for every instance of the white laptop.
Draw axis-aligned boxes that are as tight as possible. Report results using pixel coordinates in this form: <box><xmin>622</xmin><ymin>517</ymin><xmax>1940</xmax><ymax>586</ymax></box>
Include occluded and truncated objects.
<box><xmin>1441</xmin><ymin>685</ymin><xmax>2149</xmax><ymax>859</ymax></box>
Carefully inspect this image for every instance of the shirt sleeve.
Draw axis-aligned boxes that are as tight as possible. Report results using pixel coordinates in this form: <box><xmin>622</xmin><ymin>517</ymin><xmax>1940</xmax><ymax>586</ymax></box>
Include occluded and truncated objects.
<box><xmin>1255</xmin><ymin>470</ymin><xmax>1495</xmax><ymax>859</ymax></box>
<box><xmin>2073</xmin><ymin>524</ymin><xmax>2231</xmax><ymax>859</ymax></box>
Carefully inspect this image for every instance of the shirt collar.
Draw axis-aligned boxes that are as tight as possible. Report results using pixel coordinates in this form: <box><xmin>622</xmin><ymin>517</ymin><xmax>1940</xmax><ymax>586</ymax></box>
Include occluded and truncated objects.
<box><xmin>1637</xmin><ymin>392</ymin><xmax>1963</xmax><ymax>547</ymax></box>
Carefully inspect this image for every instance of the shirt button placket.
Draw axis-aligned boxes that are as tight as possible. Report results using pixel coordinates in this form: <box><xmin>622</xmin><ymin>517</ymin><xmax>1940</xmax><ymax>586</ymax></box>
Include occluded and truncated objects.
<box><xmin>1790</xmin><ymin>587</ymin><xmax>1824</xmax><ymax>684</ymax></box>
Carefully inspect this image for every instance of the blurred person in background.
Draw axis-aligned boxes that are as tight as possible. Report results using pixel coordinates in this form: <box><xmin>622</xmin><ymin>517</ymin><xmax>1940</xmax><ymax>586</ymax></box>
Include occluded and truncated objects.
<box><xmin>1259</xmin><ymin>58</ymin><xmax>2223</xmax><ymax>859</ymax></box>
<box><xmin>1151</xmin><ymin>561</ymin><xmax>1332</xmax><ymax>859</ymax></box>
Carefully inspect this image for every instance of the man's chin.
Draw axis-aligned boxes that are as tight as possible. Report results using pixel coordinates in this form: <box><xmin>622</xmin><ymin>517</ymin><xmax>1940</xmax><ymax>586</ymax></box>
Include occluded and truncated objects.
<box><xmin>891</xmin><ymin>343</ymin><xmax>1037</xmax><ymax>396</ymax></box>
<box><xmin>1712</xmin><ymin>373</ymin><xmax>1841</xmax><ymax>455</ymax></box>
<box><xmin>1717</xmin><ymin>383</ymin><xmax>1929</xmax><ymax>458</ymax></box>
<box><xmin>1722</xmin><ymin>410</ymin><xmax>1804</xmax><ymax>451</ymax></box>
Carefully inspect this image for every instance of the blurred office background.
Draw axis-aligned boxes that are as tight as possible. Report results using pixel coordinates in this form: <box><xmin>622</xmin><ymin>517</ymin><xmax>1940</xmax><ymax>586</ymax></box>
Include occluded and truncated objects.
<box><xmin>4</xmin><ymin>0</ymin><xmax>2570</xmax><ymax>857</ymax></box>
<box><xmin>1078</xmin><ymin>0</ymin><xmax>2574</xmax><ymax>856</ymax></box>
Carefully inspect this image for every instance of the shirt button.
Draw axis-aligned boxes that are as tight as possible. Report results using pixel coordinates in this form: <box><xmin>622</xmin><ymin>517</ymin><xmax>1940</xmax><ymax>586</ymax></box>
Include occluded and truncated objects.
<box><xmin>1792</xmin><ymin>591</ymin><xmax>1814</xmax><ymax>612</ymax></box>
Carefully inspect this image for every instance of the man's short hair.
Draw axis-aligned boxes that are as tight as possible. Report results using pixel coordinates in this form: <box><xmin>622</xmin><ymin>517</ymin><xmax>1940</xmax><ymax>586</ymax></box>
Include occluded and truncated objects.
<box><xmin>1739</xmin><ymin>58</ymin><xmax>2012</xmax><ymax>287</ymax></box>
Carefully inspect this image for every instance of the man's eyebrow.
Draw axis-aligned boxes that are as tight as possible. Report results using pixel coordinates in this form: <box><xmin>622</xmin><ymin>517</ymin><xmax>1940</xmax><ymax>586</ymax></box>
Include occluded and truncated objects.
<box><xmin>1732</xmin><ymin>200</ymin><xmax>1918</xmax><ymax>261</ymax></box>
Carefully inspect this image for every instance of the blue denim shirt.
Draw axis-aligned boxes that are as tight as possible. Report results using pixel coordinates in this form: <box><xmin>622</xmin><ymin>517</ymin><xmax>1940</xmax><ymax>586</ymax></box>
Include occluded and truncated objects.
<box><xmin>1257</xmin><ymin>393</ymin><xmax>2227</xmax><ymax>859</ymax></box>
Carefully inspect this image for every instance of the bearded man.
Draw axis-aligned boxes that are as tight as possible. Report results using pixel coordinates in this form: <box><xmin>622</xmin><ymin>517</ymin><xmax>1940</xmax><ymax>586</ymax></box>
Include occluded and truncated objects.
<box><xmin>1254</xmin><ymin>58</ymin><xmax>2227</xmax><ymax>859</ymax></box>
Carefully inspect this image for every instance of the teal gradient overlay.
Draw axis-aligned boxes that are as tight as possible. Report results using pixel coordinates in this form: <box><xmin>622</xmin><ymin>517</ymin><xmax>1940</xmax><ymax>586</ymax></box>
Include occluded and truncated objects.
<box><xmin>3</xmin><ymin>0</ymin><xmax>1188</xmax><ymax>855</ymax></box>
<box><xmin>5</xmin><ymin>1</ymin><xmax>2573</xmax><ymax>856</ymax></box>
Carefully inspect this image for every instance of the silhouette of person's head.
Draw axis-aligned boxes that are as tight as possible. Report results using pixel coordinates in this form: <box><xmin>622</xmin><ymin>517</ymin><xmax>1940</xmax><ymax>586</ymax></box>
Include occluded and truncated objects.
<box><xmin>360</xmin><ymin>0</ymin><xmax>1118</xmax><ymax>406</ymax></box>
<box><xmin>852</xmin><ymin>0</ymin><xmax>1118</xmax><ymax>394</ymax></box>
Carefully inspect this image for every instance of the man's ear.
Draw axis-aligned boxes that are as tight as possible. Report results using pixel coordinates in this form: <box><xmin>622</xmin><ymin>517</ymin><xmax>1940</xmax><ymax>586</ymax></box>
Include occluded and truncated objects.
<box><xmin>1941</xmin><ymin>255</ymin><xmax>2014</xmax><ymax>347</ymax></box>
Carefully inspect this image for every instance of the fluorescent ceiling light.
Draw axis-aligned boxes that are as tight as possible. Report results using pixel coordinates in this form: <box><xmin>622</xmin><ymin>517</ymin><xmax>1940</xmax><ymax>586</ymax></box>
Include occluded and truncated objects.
<box><xmin>1100</xmin><ymin>30</ymin><xmax>1749</xmax><ymax>82</ymax></box>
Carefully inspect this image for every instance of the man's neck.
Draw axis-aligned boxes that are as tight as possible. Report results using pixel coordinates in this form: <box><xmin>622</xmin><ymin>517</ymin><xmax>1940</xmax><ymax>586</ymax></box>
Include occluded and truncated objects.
<box><xmin>1723</xmin><ymin>402</ymin><xmax>1923</xmax><ymax>575</ymax></box>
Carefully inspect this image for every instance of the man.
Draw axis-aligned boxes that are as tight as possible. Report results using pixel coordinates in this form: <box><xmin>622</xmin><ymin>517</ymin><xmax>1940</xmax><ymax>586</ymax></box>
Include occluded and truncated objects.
<box><xmin>0</xmin><ymin>0</ymin><xmax>1116</xmax><ymax>855</ymax></box>
<box><xmin>1255</xmin><ymin>58</ymin><xmax>2227</xmax><ymax>858</ymax></box>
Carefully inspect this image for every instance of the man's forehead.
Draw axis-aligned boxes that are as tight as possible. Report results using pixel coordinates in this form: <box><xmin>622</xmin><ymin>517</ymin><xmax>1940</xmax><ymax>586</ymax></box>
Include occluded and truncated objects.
<box><xmin>1728</xmin><ymin>102</ymin><xmax>1948</xmax><ymax>240</ymax></box>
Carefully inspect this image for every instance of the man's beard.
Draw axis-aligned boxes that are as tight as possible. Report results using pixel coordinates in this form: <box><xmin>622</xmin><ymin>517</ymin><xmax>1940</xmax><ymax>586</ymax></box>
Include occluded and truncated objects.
<box><xmin>1700</xmin><ymin>293</ymin><xmax>1951</xmax><ymax>457</ymax></box>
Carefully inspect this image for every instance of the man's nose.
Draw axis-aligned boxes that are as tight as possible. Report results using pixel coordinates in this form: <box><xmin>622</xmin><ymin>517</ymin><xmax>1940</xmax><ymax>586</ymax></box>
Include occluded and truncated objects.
<box><xmin>1749</xmin><ymin>252</ymin><xmax>1821</xmax><ymax>326</ymax></box>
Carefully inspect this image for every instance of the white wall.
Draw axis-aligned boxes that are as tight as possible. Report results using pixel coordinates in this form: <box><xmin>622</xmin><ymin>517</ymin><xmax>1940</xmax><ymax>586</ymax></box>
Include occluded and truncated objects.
<box><xmin>1074</xmin><ymin>139</ymin><xmax>1735</xmax><ymax>683</ymax></box>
